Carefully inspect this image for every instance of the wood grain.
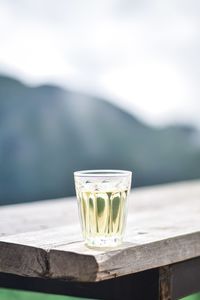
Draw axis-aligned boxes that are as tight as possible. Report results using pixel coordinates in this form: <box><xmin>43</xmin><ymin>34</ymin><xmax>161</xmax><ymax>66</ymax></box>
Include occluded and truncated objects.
<box><xmin>0</xmin><ymin>180</ymin><xmax>200</xmax><ymax>282</ymax></box>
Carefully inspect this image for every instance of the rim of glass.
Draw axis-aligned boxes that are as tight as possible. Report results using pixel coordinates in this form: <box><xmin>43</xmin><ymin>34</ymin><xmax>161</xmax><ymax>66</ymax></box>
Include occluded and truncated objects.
<box><xmin>74</xmin><ymin>169</ymin><xmax>132</xmax><ymax>177</ymax></box>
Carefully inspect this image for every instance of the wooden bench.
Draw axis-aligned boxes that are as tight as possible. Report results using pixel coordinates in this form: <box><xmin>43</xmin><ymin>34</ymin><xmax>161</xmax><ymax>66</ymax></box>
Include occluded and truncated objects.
<box><xmin>0</xmin><ymin>180</ymin><xmax>200</xmax><ymax>300</ymax></box>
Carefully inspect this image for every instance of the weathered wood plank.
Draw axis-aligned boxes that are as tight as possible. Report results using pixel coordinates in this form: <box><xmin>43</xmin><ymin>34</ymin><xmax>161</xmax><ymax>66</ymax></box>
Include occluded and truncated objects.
<box><xmin>159</xmin><ymin>257</ymin><xmax>200</xmax><ymax>300</ymax></box>
<box><xmin>0</xmin><ymin>180</ymin><xmax>200</xmax><ymax>282</ymax></box>
<box><xmin>159</xmin><ymin>266</ymin><xmax>172</xmax><ymax>300</ymax></box>
<box><xmin>0</xmin><ymin>197</ymin><xmax>77</xmax><ymax>237</ymax></box>
<box><xmin>1</xmin><ymin>179</ymin><xmax>200</xmax><ymax>237</ymax></box>
<box><xmin>0</xmin><ymin>242</ymin><xmax>47</xmax><ymax>278</ymax></box>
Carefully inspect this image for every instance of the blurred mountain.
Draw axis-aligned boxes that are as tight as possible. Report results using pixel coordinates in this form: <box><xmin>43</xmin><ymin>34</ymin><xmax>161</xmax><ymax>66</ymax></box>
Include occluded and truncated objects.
<box><xmin>0</xmin><ymin>75</ymin><xmax>200</xmax><ymax>205</ymax></box>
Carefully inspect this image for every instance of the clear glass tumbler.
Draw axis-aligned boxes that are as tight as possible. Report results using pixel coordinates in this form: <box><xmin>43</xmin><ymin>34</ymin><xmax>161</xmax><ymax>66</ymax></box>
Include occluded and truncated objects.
<box><xmin>74</xmin><ymin>170</ymin><xmax>132</xmax><ymax>248</ymax></box>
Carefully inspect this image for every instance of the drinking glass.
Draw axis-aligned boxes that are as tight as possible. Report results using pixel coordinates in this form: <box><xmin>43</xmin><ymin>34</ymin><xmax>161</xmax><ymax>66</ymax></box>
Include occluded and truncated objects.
<box><xmin>74</xmin><ymin>170</ymin><xmax>132</xmax><ymax>248</ymax></box>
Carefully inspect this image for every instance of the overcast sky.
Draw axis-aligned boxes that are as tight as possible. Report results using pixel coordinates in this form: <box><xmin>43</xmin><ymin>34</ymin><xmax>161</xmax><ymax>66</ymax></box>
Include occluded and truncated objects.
<box><xmin>0</xmin><ymin>0</ymin><xmax>199</xmax><ymax>127</ymax></box>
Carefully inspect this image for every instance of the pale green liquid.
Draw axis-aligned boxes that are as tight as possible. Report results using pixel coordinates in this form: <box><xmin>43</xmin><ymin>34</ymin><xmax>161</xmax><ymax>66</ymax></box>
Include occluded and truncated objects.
<box><xmin>76</xmin><ymin>190</ymin><xmax>128</xmax><ymax>247</ymax></box>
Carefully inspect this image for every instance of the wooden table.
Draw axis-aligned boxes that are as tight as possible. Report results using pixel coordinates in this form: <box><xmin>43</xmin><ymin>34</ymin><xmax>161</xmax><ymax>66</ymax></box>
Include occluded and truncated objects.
<box><xmin>0</xmin><ymin>180</ymin><xmax>200</xmax><ymax>300</ymax></box>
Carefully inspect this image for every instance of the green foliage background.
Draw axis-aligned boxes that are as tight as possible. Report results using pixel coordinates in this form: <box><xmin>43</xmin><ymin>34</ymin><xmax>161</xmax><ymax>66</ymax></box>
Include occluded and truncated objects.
<box><xmin>0</xmin><ymin>288</ymin><xmax>200</xmax><ymax>300</ymax></box>
<box><xmin>0</xmin><ymin>289</ymin><xmax>94</xmax><ymax>300</ymax></box>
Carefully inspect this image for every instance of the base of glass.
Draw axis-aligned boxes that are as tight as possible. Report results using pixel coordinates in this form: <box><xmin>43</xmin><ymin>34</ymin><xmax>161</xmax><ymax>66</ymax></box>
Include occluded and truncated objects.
<box><xmin>85</xmin><ymin>235</ymin><xmax>122</xmax><ymax>248</ymax></box>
